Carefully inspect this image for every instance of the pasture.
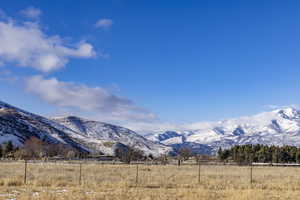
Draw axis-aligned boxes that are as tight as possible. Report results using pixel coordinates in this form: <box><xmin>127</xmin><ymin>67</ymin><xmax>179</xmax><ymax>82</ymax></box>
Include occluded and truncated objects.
<box><xmin>0</xmin><ymin>161</ymin><xmax>300</xmax><ymax>199</ymax></box>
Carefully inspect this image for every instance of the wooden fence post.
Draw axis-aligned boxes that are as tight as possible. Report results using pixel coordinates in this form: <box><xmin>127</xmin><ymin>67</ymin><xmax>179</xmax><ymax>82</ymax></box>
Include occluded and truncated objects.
<box><xmin>79</xmin><ymin>163</ymin><xmax>82</xmax><ymax>185</ymax></box>
<box><xmin>135</xmin><ymin>164</ymin><xmax>139</xmax><ymax>186</ymax></box>
<box><xmin>198</xmin><ymin>161</ymin><xmax>201</xmax><ymax>184</ymax></box>
<box><xmin>250</xmin><ymin>163</ymin><xmax>253</xmax><ymax>186</ymax></box>
<box><xmin>24</xmin><ymin>160</ymin><xmax>27</xmax><ymax>184</ymax></box>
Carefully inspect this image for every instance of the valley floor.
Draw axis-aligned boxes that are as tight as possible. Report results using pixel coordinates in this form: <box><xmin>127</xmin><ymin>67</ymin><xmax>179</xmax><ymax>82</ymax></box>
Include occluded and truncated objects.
<box><xmin>0</xmin><ymin>162</ymin><xmax>300</xmax><ymax>200</ymax></box>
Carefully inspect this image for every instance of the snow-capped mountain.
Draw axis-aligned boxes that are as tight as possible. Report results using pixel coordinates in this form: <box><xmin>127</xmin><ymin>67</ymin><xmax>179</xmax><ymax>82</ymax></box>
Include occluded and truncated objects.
<box><xmin>0</xmin><ymin>100</ymin><xmax>170</xmax><ymax>156</ymax></box>
<box><xmin>0</xmin><ymin>100</ymin><xmax>89</xmax><ymax>152</ymax></box>
<box><xmin>144</xmin><ymin>107</ymin><xmax>300</xmax><ymax>155</ymax></box>
<box><xmin>3</xmin><ymin>99</ymin><xmax>300</xmax><ymax>156</ymax></box>
<box><xmin>52</xmin><ymin>116</ymin><xmax>170</xmax><ymax>156</ymax></box>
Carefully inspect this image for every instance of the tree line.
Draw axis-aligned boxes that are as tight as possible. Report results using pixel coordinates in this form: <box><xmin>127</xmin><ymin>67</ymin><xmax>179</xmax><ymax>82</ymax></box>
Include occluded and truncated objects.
<box><xmin>0</xmin><ymin>137</ymin><xmax>85</xmax><ymax>160</ymax></box>
<box><xmin>218</xmin><ymin>144</ymin><xmax>300</xmax><ymax>164</ymax></box>
<box><xmin>0</xmin><ymin>137</ymin><xmax>151</xmax><ymax>162</ymax></box>
<box><xmin>0</xmin><ymin>137</ymin><xmax>212</xmax><ymax>163</ymax></box>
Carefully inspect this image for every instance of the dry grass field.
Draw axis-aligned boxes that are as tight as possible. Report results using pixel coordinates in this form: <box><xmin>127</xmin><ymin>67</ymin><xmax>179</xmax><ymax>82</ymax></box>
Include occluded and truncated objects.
<box><xmin>0</xmin><ymin>161</ymin><xmax>300</xmax><ymax>200</ymax></box>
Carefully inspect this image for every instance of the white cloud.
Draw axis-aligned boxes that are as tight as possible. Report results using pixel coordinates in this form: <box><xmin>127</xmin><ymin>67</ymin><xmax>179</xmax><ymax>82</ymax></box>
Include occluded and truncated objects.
<box><xmin>95</xmin><ymin>19</ymin><xmax>113</xmax><ymax>29</ymax></box>
<box><xmin>264</xmin><ymin>105</ymin><xmax>281</xmax><ymax>110</ymax></box>
<box><xmin>124</xmin><ymin>121</ymin><xmax>181</xmax><ymax>134</ymax></box>
<box><xmin>124</xmin><ymin>120</ymin><xmax>218</xmax><ymax>134</ymax></box>
<box><xmin>20</xmin><ymin>6</ymin><xmax>42</xmax><ymax>19</ymax></box>
<box><xmin>263</xmin><ymin>104</ymin><xmax>300</xmax><ymax>111</ymax></box>
<box><xmin>0</xmin><ymin>20</ymin><xmax>96</xmax><ymax>72</ymax></box>
<box><xmin>25</xmin><ymin>76</ymin><xmax>157</xmax><ymax>122</ymax></box>
<box><xmin>0</xmin><ymin>11</ymin><xmax>155</xmax><ymax>124</ymax></box>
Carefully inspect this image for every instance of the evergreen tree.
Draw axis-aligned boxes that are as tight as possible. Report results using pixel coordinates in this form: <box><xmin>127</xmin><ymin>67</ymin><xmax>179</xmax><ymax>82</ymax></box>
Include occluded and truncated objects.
<box><xmin>0</xmin><ymin>145</ymin><xmax>2</xmax><ymax>158</ymax></box>
<box><xmin>3</xmin><ymin>141</ymin><xmax>14</xmax><ymax>156</ymax></box>
<box><xmin>272</xmin><ymin>148</ymin><xmax>279</xmax><ymax>163</ymax></box>
<box><xmin>217</xmin><ymin>148</ymin><xmax>231</xmax><ymax>161</ymax></box>
<box><xmin>223</xmin><ymin>144</ymin><xmax>300</xmax><ymax>164</ymax></box>
<box><xmin>296</xmin><ymin>150</ymin><xmax>300</xmax><ymax>163</ymax></box>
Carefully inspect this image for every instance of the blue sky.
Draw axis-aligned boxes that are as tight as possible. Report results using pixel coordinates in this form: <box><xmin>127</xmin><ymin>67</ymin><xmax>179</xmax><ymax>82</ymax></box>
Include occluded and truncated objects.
<box><xmin>1</xmin><ymin>0</ymin><xmax>300</xmax><ymax>130</ymax></box>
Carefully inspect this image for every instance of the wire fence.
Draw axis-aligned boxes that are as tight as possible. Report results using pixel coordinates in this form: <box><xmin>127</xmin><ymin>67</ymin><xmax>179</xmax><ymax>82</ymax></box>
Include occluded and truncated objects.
<box><xmin>1</xmin><ymin>160</ymin><xmax>300</xmax><ymax>188</ymax></box>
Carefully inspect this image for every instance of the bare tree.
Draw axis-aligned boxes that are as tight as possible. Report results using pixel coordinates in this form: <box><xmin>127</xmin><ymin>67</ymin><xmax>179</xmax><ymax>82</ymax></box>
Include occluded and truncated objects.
<box><xmin>66</xmin><ymin>150</ymin><xmax>76</xmax><ymax>159</ymax></box>
<box><xmin>14</xmin><ymin>137</ymin><xmax>80</xmax><ymax>160</ymax></box>
<box><xmin>158</xmin><ymin>154</ymin><xmax>168</xmax><ymax>165</ymax></box>
<box><xmin>114</xmin><ymin>144</ymin><xmax>145</xmax><ymax>164</ymax></box>
<box><xmin>23</xmin><ymin>137</ymin><xmax>45</xmax><ymax>159</ymax></box>
<box><xmin>3</xmin><ymin>141</ymin><xmax>15</xmax><ymax>158</ymax></box>
<box><xmin>179</xmin><ymin>147</ymin><xmax>192</xmax><ymax>161</ymax></box>
<box><xmin>194</xmin><ymin>154</ymin><xmax>201</xmax><ymax>164</ymax></box>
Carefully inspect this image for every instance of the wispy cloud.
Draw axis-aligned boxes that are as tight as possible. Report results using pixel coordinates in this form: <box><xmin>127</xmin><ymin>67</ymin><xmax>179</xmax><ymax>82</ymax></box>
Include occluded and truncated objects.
<box><xmin>0</xmin><ymin>19</ymin><xmax>96</xmax><ymax>72</ymax></box>
<box><xmin>264</xmin><ymin>105</ymin><xmax>281</xmax><ymax>110</ymax></box>
<box><xmin>20</xmin><ymin>6</ymin><xmax>42</xmax><ymax>19</ymax></box>
<box><xmin>263</xmin><ymin>104</ymin><xmax>300</xmax><ymax>110</ymax></box>
<box><xmin>25</xmin><ymin>76</ymin><xmax>157</xmax><ymax>122</ymax></box>
<box><xmin>95</xmin><ymin>18</ymin><xmax>113</xmax><ymax>29</ymax></box>
<box><xmin>0</xmin><ymin>9</ymin><xmax>156</xmax><ymax>124</ymax></box>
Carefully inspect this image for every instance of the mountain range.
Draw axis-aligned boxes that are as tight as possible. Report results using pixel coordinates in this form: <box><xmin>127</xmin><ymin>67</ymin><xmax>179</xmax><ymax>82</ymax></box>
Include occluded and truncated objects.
<box><xmin>1</xmin><ymin>99</ymin><xmax>300</xmax><ymax>156</ymax></box>
<box><xmin>0</xmin><ymin>100</ymin><xmax>170</xmax><ymax>156</ymax></box>
<box><xmin>144</xmin><ymin>107</ymin><xmax>300</xmax><ymax>154</ymax></box>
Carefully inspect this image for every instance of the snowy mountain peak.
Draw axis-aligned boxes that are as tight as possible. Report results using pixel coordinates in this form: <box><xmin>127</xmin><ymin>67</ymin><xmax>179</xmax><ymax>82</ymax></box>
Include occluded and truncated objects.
<box><xmin>53</xmin><ymin>116</ymin><xmax>171</xmax><ymax>156</ymax></box>
<box><xmin>144</xmin><ymin>107</ymin><xmax>300</xmax><ymax>155</ymax></box>
<box><xmin>54</xmin><ymin>116</ymin><xmax>89</xmax><ymax>123</ymax></box>
<box><xmin>273</xmin><ymin>107</ymin><xmax>300</xmax><ymax>120</ymax></box>
<box><xmin>0</xmin><ymin>100</ymin><xmax>170</xmax><ymax>156</ymax></box>
<box><xmin>158</xmin><ymin>131</ymin><xmax>183</xmax><ymax>141</ymax></box>
<box><xmin>53</xmin><ymin>116</ymin><xmax>131</xmax><ymax>138</ymax></box>
<box><xmin>2</xmin><ymin>99</ymin><xmax>300</xmax><ymax>156</ymax></box>
<box><xmin>0</xmin><ymin>100</ymin><xmax>90</xmax><ymax>152</ymax></box>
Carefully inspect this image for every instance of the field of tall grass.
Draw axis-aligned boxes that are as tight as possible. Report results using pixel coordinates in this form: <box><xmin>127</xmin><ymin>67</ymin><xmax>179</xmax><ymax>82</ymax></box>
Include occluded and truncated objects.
<box><xmin>0</xmin><ymin>161</ymin><xmax>300</xmax><ymax>199</ymax></box>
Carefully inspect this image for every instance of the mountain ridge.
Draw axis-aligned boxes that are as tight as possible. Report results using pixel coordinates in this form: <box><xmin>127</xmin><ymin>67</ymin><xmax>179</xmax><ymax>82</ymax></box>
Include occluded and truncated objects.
<box><xmin>2</xmin><ymin>99</ymin><xmax>300</xmax><ymax>156</ymax></box>
<box><xmin>0</xmin><ymin>100</ymin><xmax>170</xmax><ymax>156</ymax></box>
<box><xmin>52</xmin><ymin>116</ymin><xmax>170</xmax><ymax>156</ymax></box>
<box><xmin>144</xmin><ymin>107</ymin><xmax>300</xmax><ymax>154</ymax></box>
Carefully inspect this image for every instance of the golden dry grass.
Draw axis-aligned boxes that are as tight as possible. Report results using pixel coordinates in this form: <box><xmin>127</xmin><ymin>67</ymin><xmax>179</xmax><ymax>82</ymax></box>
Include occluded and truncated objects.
<box><xmin>0</xmin><ymin>161</ymin><xmax>300</xmax><ymax>199</ymax></box>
